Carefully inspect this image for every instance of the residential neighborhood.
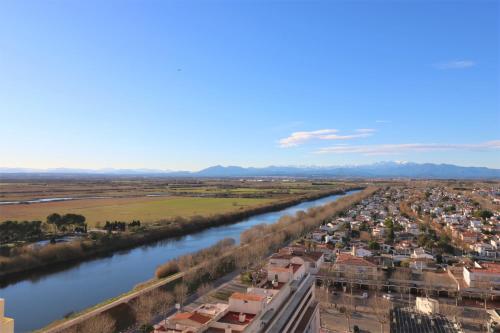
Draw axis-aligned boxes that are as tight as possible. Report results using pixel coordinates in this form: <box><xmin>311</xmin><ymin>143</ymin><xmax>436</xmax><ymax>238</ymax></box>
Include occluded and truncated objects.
<box><xmin>309</xmin><ymin>185</ymin><xmax>500</xmax><ymax>332</ymax></box>
<box><xmin>148</xmin><ymin>185</ymin><xmax>499</xmax><ymax>333</ymax></box>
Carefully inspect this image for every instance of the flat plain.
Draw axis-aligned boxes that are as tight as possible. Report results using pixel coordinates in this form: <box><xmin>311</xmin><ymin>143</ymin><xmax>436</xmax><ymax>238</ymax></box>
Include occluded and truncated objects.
<box><xmin>0</xmin><ymin>179</ymin><xmax>346</xmax><ymax>226</ymax></box>
<box><xmin>0</xmin><ymin>196</ymin><xmax>276</xmax><ymax>226</ymax></box>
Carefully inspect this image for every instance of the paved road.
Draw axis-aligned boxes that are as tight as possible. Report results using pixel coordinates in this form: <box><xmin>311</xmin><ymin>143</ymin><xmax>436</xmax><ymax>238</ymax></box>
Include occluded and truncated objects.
<box><xmin>320</xmin><ymin>306</ymin><xmax>387</xmax><ymax>333</ymax></box>
<box><xmin>318</xmin><ymin>291</ymin><xmax>489</xmax><ymax>333</ymax></box>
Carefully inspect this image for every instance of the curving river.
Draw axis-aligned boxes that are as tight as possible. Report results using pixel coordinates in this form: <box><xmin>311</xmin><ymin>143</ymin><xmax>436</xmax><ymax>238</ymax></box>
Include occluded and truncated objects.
<box><xmin>0</xmin><ymin>190</ymin><xmax>358</xmax><ymax>332</ymax></box>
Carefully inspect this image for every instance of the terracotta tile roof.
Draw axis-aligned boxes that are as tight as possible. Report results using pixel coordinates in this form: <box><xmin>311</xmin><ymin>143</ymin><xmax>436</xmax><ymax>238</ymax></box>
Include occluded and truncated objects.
<box><xmin>335</xmin><ymin>253</ymin><xmax>377</xmax><ymax>267</ymax></box>
<box><xmin>470</xmin><ymin>262</ymin><xmax>500</xmax><ymax>275</ymax></box>
<box><xmin>218</xmin><ymin>311</ymin><xmax>256</xmax><ymax>325</ymax></box>
<box><xmin>291</xmin><ymin>263</ymin><xmax>302</xmax><ymax>273</ymax></box>
<box><xmin>189</xmin><ymin>312</ymin><xmax>211</xmax><ymax>324</ymax></box>
<box><xmin>172</xmin><ymin>312</ymin><xmax>192</xmax><ymax>320</ymax></box>
<box><xmin>268</xmin><ymin>266</ymin><xmax>291</xmax><ymax>272</ymax></box>
<box><xmin>171</xmin><ymin>311</ymin><xmax>211</xmax><ymax>324</ymax></box>
<box><xmin>271</xmin><ymin>253</ymin><xmax>293</xmax><ymax>260</ymax></box>
<box><xmin>271</xmin><ymin>250</ymin><xmax>323</xmax><ymax>262</ymax></box>
<box><xmin>230</xmin><ymin>292</ymin><xmax>264</xmax><ymax>302</ymax></box>
<box><xmin>305</xmin><ymin>251</ymin><xmax>324</xmax><ymax>261</ymax></box>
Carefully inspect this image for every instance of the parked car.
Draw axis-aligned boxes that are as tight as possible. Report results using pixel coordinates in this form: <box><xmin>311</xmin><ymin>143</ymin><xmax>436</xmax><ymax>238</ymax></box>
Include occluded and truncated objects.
<box><xmin>383</xmin><ymin>293</ymin><xmax>395</xmax><ymax>300</ymax></box>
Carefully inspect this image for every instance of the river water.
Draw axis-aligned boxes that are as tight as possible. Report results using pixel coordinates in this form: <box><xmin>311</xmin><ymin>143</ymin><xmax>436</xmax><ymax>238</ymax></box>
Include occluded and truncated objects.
<box><xmin>0</xmin><ymin>190</ymin><xmax>357</xmax><ymax>332</ymax></box>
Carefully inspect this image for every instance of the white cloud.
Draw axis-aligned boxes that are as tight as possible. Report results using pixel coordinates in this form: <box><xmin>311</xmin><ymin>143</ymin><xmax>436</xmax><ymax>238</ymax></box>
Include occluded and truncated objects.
<box><xmin>434</xmin><ymin>60</ymin><xmax>476</xmax><ymax>70</ymax></box>
<box><xmin>315</xmin><ymin>140</ymin><xmax>500</xmax><ymax>155</ymax></box>
<box><xmin>279</xmin><ymin>129</ymin><xmax>375</xmax><ymax>148</ymax></box>
<box><xmin>356</xmin><ymin>128</ymin><xmax>376</xmax><ymax>134</ymax></box>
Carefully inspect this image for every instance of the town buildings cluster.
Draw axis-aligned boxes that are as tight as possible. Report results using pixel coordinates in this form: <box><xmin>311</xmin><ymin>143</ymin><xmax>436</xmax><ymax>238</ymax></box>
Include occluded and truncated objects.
<box><xmin>473</xmin><ymin>186</ymin><xmax>500</xmax><ymax>206</ymax></box>
<box><xmin>305</xmin><ymin>186</ymin><xmax>499</xmax><ymax>332</ymax></box>
<box><xmin>153</xmin><ymin>185</ymin><xmax>499</xmax><ymax>333</ymax></box>
<box><xmin>408</xmin><ymin>187</ymin><xmax>499</xmax><ymax>254</ymax></box>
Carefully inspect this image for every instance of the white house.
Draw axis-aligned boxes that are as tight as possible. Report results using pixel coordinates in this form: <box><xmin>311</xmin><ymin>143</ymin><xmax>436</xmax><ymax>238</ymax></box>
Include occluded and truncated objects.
<box><xmin>416</xmin><ymin>297</ymin><xmax>439</xmax><ymax>315</ymax></box>
<box><xmin>490</xmin><ymin>236</ymin><xmax>500</xmax><ymax>250</ymax></box>
<box><xmin>474</xmin><ymin>242</ymin><xmax>496</xmax><ymax>257</ymax></box>
<box><xmin>470</xmin><ymin>220</ymin><xmax>483</xmax><ymax>231</ymax></box>
<box><xmin>351</xmin><ymin>246</ymin><xmax>373</xmax><ymax>258</ymax></box>
<box><xmin>411</xmin><ymin>247</ymin><xmax>434</xmax><ymax>260</ymax></box>
<box><xmin>311</xmin><ymin>231</ymin><xmax>327</xmax><ymax>242</ymax></box>
<box><xmin>372</xmin><ymin>226</ymin><xmax>386</xmax><ymax>237</ymax></box>
<box><xmin>228</xmin><ymin>292</ymin><xmax>266</xmax><ymax>315</ymax></box>
<box><xmin>463</xmin><ymin>262</ymin><xmax>500</xmax><ymax>289</ymax></box>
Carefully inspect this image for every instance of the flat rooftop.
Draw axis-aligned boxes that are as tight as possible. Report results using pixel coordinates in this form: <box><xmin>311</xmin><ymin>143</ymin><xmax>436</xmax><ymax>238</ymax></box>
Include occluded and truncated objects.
<box><xmin>217</xmin><ymin>311</ymin><xmax>255</xmax><ymax>325</ymax></box>
<box><xmin>390</xmin><ymin>307</ymin><xmax>461</xmax><ymax>333</ymax></box>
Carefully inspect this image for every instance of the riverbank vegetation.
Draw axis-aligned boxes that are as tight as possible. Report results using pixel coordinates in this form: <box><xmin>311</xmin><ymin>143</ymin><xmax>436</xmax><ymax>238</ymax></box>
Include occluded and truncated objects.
<box><xmin>0</xmin><ymin>213</ymin><xmax>87</xmax><ymax>244</ymax></box>
<box><xmin>154</xmin><ymin>187</ymin><xmax>377</xmax><ymax>291</ymax></box>
<box><xmin>0</xmin><ymin>187</ymin><xmax>356</xmax><ymax>278</ymax></box>
<box><xmin>0</xmin><ymin>220</ymin><xmax>44</xmax><ymax>243</ymax></box>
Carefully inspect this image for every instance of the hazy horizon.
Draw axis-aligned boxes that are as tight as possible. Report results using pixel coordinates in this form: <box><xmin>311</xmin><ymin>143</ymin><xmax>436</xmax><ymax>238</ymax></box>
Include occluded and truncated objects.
<box><xmin>2</xmin><ymin>160</ymin><xmax>500</xmax><ymax>175</ymax></box>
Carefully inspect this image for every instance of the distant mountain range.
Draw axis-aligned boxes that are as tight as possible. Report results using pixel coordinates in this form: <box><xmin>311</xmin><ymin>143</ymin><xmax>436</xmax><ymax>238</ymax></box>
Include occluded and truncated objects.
<box><xmin>1</xmin><ymin>162</ymin><xmax>499</xmax><ymax>179</ymax></box>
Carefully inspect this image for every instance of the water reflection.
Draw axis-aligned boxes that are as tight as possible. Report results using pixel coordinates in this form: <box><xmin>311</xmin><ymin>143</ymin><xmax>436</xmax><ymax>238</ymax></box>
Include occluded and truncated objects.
<box><xmin>0</xmin><ymin>191</ymin><xmax>358</xmax><ymax>332</ymax></box>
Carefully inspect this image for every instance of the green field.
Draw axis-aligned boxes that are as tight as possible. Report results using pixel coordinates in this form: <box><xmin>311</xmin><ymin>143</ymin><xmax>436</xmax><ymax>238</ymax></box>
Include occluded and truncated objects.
<box><xmin>0</xmin><ymin>196</ymin><xmax>276</xmax><ymax>227</ymax></box>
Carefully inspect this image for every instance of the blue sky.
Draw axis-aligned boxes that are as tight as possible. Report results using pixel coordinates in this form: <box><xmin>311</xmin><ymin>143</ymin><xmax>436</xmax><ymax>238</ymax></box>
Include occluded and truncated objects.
<box><xmin>1</xmin><ymin>0</ymin><xmax>499</xmax><ymax>170</ymax></box>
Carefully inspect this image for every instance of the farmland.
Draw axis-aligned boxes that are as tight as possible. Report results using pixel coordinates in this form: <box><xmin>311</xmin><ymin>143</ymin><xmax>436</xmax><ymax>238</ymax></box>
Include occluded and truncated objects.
<box><xmin>0</xmin><ymin>196</ymin><xmax>275</xmax><ymax>227</ymax></box>
<box><xmin>0</xmin><ymin>178</ymin><xmax>351</xmax><ymax>226</ymax></box>
<box><xmin>0</xmin><ymin>179</ymin><xmax>344</xmax><ymax>201</ymax></box>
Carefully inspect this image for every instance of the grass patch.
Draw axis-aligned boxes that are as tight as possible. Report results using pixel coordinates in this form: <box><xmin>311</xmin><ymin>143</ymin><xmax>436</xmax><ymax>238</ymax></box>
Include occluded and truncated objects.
<box><xmin>0</xmin><ymin>196</ymin><xmax>275</xmax><ymax>227</ymax></box>
<box><xmin>212</xmin><ymin>290</ymin><xmax>232</xmax><ymax>301</ymax></box>
<box><xmin>240</xmin><ymin>272</ymin><xmax>253</xmax><ymax>285</ymax></box>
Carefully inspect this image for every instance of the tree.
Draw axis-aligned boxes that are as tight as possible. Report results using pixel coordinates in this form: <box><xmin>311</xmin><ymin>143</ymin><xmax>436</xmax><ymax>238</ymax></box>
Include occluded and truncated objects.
<box><xmin>155</xmin><ymin>261</ymin><xmax>180</xmax><ymax>279</ymax></box>
<box><xmin>133</xmin><ymin>289</ymin><xmax>170</xmax><ymax>328</ymax></box>
<box><xmin>174</xmin><ymin>283</ymin><xmax>188</xmax><ymax>309</ymax></box>
<box><xmin>368</xmin><ymin>297</ymin><xmax>390</xmax><ymax>333</ymax></box>
<box><xmin>196</xmin><ymin>283</ymin><xmax>213</xmax><ymax>302</ymax></box>
<box><xmin>359</xmin><ymin>221</ymin><xmax>370</xmax><ymax>232</ymax></box>
<box><xmin>47</xmin><ymin>213</ymin><xmax>62</xmax><ymax>233</ymax></box>
<box><xmin>369</xmin><ymin>240</ymin><xmax>380</xmax><ymax>250</ymax></box>
<box><xmin>339</xmin><ymin>292</ymin><xmax>353</xmax><ymax>332</ymax></box>
<box><xmin>0</xmin><ymin>220</ymin><xmax>43</xmax><ymax>243</ymax></box>
<box><xmin>62</xmin><ymin>214</ymin><xmax>86</xmax><ymax>232</ymax></box>
<box><xmin>157</xmin><ymin>291</ymin><xmax>174</xmax><ymax>325</ymax></box>
<box><xmin>385</xmin><ymin>228</ymin><xmax>395</xmax><ymax>244</ymax></box>
<box><xmin>474</xmin><ymin>209</ymin><xmax>493</xmax><ymax>221</ymax></box>
<box><xmin>77</xmin><ymin>314</ymin><xmax>115</xmax><ymax>333</ymax></box>
<box><xmin>437</xmin><ymin>234</ymin><xmax>453</xmax><ymax>254</ymax></box>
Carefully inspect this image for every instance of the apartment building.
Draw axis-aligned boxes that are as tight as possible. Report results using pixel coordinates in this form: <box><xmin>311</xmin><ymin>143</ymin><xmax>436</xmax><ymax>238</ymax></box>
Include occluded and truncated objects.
<box><xmin>0</xmin><ymin>299</ymin><xmax>14</xmax><ymax>333</ymax></box>
<box><xmin>463</xmin><ymin>262</ymin><xmax>500</xmax><ymax>289</ymax></box>
<box><xmin>156</xmin><ymin>249</ymin><xmax>320</xmax><ymax>333</ymax></box>
<box><xmin>334</xmin><ymin>253</ymin><xmax>378</xmax><ymax>278</ymax></box>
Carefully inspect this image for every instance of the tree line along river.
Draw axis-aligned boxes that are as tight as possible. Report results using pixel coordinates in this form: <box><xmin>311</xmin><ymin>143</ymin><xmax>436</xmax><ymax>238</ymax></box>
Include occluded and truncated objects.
<box><xmin>0</xmin><ymin>190</ymin><xmax>359</xmax><ymax>332</ymax></box>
